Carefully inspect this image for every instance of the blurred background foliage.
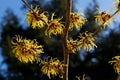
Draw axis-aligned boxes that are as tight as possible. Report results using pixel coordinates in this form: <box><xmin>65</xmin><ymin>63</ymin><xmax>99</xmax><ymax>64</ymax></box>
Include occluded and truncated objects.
<box><xmin>0</xmin><ymin>0</ymin><xmax>120</xmax><ymax>80</ymax></box>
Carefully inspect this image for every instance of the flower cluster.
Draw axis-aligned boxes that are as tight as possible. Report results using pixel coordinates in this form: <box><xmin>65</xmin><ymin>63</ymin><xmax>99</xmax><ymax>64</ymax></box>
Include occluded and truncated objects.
<box><xmin>11</xmin><ymin>35</ymin><xmax>44</xmax><ymax>63</ymax></box>
<box><xmin>26</xmin><ymin>6</ymin><xmax>48</xmax><ymax>28</ymax></box>
<box><xmin>109</xmin><ymin>56</ymin><xmax>120</xmax><ymax>74</ymax></box>
<box><xmin>41</xmin><ymin>57</ymin><xmax>65</xmax><ymax>79</ymax></box>
<box><xmin>69</xmin><ymin>12</ymin><xmax>87</xmax><ymax>30</ymax></box>
<box><xmin>13</xmin><ymin>0</ymin><xmax>120</xmax><ymax>79</ymax></box>
<box><xmin>78</xmin><ymin>32</ymin><xmax>97</xmax><ymax>51</ymax></box>
<box><xmin>45</xmin><ymin>13</ymin><xmax>64</xmax><ymax>37</ymax></box>
<box><xmin>95</xmin><ymin>11</ymin><xmax>112</xmax><ymax>27</ymax></box>
<box><xmin>67</xmin><ymin>38</ymin><xmax>79</xmax><ymax>53</ymax></box>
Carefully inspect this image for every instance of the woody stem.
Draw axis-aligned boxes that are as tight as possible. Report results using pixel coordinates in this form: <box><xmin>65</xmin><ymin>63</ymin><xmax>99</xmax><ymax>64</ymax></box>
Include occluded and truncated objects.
<box><xmin>62</xmin><ymin>0</ymin><xmax>72</xmax><ymax>80</ymax></box>
<box><xmin>22</xmin><ymin>0</ymin><xmax>34</xmax><ymax>12</ymax></box>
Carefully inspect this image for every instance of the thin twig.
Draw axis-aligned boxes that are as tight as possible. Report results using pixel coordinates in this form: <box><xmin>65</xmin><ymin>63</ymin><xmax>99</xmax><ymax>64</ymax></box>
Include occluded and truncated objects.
<box><xmin>22</xmin><ymin>0</ymin><xmax>34</xmax><ymax>11</ymax></box>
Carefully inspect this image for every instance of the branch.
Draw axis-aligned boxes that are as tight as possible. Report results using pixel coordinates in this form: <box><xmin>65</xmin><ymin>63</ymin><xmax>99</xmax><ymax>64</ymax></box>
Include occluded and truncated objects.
<box><xmin>22</xmin><ymin>0</ymin><xmax>33</xmax><ymax>11</ymax></box>
<box><xmin>62</xmin><ymin>0</ymin><xmax>72</xmax><ymax>80</ymax></box>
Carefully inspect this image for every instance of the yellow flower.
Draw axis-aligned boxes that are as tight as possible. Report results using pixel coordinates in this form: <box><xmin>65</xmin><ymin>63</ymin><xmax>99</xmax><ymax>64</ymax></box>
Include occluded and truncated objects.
<box><xmin>95</xmin><ymin>11</ymin><xmax>112</xmax><ymax>27</ymax></box>
<box><xmin>78</xmin><ymin>32</ymin><xmax>97</xmax><ymax>51</ymax></box>
<box><xmin>26</xmin><ymin>6</ymin><xmax>48</xmax><ymax>28</ymax></box>
<box><xmin>113</xmin><ymin>0</ymin><xmax>120</xmax><ymax>13</ymax></box>
<box><xmin>11</xmin><ymin>35</ymin><xmax>44</xmax><ymax>63</ymax></box>
<box><xmin>45</xmin><ymin>13</ymin><xmax>64</xmax><ymax>37</ymax></box>
<box><xmin>67</xmin><ymin>38</ymin><xmax>79</xmax><ymax>53</ymax></box>
<box><xmin>69</xmin><ymin>12</ymin><xmax>87</xmax><ymax>30</ymax></box>
<box><xmin>109</xmin><ymin>56</ymin><xmax>120</xmax><ymax>74</ymax></box>
<box><xmin>76</xmin><ymin>74</ymin><xmax>87</xmax><ymax>80</ymax></box>
<box><xmin>41</xmin><ymin>57</ymin><xmax>64</xmax><ymax>79</ymax></box>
